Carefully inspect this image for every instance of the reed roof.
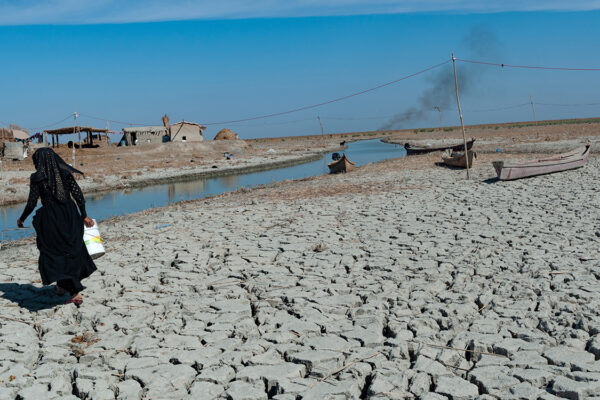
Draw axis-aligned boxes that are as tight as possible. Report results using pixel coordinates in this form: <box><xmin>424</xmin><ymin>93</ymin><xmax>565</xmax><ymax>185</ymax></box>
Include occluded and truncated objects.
<box><xmin>45</xmin><ymin>126</ymin><xmax>109</xmax><ymax>135</ymax></box>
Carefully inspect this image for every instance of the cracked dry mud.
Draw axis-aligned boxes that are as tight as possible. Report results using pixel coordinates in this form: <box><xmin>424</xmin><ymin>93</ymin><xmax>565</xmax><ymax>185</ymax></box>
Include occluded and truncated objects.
<box><xmin>1</xmin><ymin>157</ymin><xmax>599</xmax><ymax>399</ymax></box>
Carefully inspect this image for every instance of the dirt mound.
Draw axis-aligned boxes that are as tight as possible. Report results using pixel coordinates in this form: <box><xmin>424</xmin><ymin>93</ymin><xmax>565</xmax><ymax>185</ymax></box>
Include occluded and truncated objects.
<box><xmin>214</xmin><ymin>129</ymin><xmax>239</xmax><ymax>140</ymax></box>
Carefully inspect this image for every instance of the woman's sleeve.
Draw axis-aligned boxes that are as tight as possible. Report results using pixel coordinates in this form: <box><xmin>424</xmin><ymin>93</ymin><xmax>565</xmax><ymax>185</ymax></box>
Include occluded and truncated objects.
<box><xmin>19</xmin><ymin>182</ymin><xmax>40</xmax><ymax>221</ymax></box>
<box><xmin>66</xmin><ymin>174</ymin><xmax>87</xmax><ymax>218</ymax></box>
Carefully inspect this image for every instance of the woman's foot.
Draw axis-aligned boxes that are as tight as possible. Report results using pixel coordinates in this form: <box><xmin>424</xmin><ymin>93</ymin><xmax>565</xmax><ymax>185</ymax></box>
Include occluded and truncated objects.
<box><xmin>54</xmin><ymin>285</ymin><xmax>66</xmax><ymax>296</ymax></box>
<box><xmin>66</xmin><ymin>293</ymin><xmax>83</xmax><ymax>305</ymax></box>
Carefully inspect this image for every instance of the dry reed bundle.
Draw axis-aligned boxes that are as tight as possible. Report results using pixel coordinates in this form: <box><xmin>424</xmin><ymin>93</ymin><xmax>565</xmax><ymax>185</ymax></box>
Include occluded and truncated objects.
<box><xmin>214</xmin><ymin>128</ymin><xmax>239</xmax><ymax>140</ymax></box>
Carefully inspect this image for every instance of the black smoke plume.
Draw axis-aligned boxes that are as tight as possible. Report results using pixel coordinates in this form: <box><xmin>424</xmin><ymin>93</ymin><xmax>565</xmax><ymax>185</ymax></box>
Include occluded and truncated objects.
<box><xmin>380</xmin><ymin>25</ymin><xmax>500</xmax><ymax>130</ymax></box>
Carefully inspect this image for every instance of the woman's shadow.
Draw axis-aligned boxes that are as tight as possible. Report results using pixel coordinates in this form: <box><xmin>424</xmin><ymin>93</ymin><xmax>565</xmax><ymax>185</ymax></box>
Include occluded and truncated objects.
<box><xmin>0</xmin><ymin>283</ymin><xmax>67</xmax><ymax>312</ymax></box>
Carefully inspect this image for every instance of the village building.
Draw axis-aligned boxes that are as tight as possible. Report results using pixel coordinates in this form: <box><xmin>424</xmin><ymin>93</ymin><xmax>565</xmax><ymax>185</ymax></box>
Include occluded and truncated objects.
<box><xmin>169</xmin><ymin>121</ymin><xmax>206</xmax><ymax>142</ymax></box>
<box><xmin>120</xmin><ymin>126</ymin><xmax>167</xmax><ymax>146</ymax></box>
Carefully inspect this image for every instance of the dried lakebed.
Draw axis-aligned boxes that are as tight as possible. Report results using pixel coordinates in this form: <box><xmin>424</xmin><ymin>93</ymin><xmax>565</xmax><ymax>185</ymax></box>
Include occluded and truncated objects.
<box><xmin>0</xmin><ymin>157</ymin><xmax>599</xmax><ymax>399</ymax></box>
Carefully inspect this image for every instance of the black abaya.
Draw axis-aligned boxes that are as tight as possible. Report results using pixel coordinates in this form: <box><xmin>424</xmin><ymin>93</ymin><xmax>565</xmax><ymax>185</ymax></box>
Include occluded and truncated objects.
<box><xmin>20</xmin><ymin>150</ymin><xmax>96</xmax><ymax>295</ymax></box>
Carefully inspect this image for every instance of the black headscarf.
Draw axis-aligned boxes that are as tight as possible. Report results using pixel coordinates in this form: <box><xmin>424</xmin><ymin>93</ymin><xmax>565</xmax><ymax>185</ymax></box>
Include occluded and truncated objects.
<box><xmin>31</xmin><ymin>148</ymin><xmax>84</xmax><ymax>203</ymax></box>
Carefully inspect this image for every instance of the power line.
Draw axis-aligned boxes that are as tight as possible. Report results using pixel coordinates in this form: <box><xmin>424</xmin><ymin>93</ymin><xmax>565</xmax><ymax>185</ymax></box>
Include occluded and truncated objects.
<box><xmin>321</xmin><ymin>115</ymin><xmax>394</xmax><ymax>121</ymax></box>
<box><xmin>202</xmin><ymin>60</ymin><xmax>451</xmax><ymax>125</ymax></box>
<box><xmin>463</xmin><ymin>102</ymin><xmax>530</xmax><ymax>112</ymax></box>
<box><xmin>456</xmin><ymin>58</ymin><xmax>600</xmax><ymax>71</ymax></box>
<box><xmin>78</xmin><ymin>113</ymin><xmax>154</xmax><ymax>127</ymax></box>
<box><xmin>24</xmin><ymin>114</ymin><xmax>74</xmax><ymax>131</ymax></box>
<box><xmin>71</xmin><ymin>60</ymin><xmax>449</xmax><ymax>128</ymax></box>
<box><xmin>6</xmin><ymin>54</ymin><xmax>599</xmax><ymax>132</ymax></box>
<box><xmin>225</xmin><ymin>117</ymin><xmax>318</xmax><ymax>128</ymax></box>
<box><xmin>536</xmin><ymin>102</ymin><xmax>600</xmax><ymax>107</ymax></box>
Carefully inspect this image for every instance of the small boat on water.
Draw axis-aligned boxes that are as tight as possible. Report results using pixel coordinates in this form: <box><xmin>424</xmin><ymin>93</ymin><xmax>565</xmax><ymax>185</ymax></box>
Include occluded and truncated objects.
<box><xmin>492</xmin><ymin>144</ymin><xmax>591</xmax><ymax>180</ymax></box>
<box><xmin>405</xmin><ymin>138</ymin><xmax>475</xmax><ymax>156</ymax></box>
<box><xmin>442</xmin><ymin>150</ymin><xmax>476</xmax><ymax>168</ymax></box>
<box><xmin>328</xmin><ymin>153</ymin><xmax>355</xmax><ymax>174</ymax></box>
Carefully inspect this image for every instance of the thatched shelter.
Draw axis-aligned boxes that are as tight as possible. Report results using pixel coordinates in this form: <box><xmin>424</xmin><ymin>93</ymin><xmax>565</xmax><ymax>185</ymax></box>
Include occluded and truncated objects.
<box><xmin>0</xmin><ymin>128</ymin><xmax>29</xmax><ymax>141</ymax></box>
<box><xmin>12</xmin><ymin>129</ymin><xmax>29</xmax><ymax>140</ymax></box>
<box><xmin>44</xmin><ymin>126</ymin><xmax>109</xmax><ymax>148</ymax></box>
<box><xmin>121</xmin><ymin>126</ymin><xmax>167</xmax><ymax>146</ymax></box>
<box><xmin>214</xmin><ymin>129</ymin><xmax>239</xmax><ymax>140</ymax></box>
<box><xmin>170</xmin><ymin>121</ymin><xmax>206</xmax><ymax>142</ymax></box>
<box><xmin>0</xmin><ymin>128</ymin><xmax>11</xmax><ymax>141</ymax></box>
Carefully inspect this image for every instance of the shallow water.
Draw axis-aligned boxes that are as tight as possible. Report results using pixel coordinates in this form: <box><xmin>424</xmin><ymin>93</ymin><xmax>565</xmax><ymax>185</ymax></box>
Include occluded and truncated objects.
<box><xmin>1</xmin><ymin>139</ymin><xmax>405</xmax><ymax>242</ymax></box>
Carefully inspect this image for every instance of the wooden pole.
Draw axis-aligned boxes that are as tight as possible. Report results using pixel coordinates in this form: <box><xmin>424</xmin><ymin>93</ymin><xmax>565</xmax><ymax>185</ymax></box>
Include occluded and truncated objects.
<box><xmin>318</xmin><ymin>116</ymin><xmax>324</xmax><ymax>137</ymax></box>
<box><xmin>72</xmin><ymin>110</ymin><xmax>77</xmax><ymax>165</ymax></box>
<box><xmin>452</xmin><ymin>53</ymin><xmax>470</xmax><ymax>179</ymax></box>
<box><xmin>530</xmin><ymin>95</ymin><xmax>537</xmax><ymax>125</ymax></box>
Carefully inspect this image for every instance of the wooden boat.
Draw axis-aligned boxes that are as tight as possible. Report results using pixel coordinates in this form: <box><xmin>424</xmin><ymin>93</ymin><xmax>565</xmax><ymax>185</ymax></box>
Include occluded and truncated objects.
<box><xmin>442</xmin><ymin>150</ymin><xmax>476</xmax><ymax>168</ymax></box>
<box><xmin>492</xmin><ymin>144</ymin><xmax>591</xmax><ymax>181</ymax></box>
<box><xmin>405</xmin><ymin>138</ymin><xmax>475</xmax><ymax>155</ymax></box>
<box><xmin>328</xmin><ymin>153</ymin><xmax>355</xmax><ymax>174</ymax></box>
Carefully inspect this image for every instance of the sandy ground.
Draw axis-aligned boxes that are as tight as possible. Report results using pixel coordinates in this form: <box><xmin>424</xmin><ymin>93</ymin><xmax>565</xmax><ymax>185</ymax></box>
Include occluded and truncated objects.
<box><xmin>0</xmin><ymin>134</ymin><xmax>599</xmax><ymax>399</ymax></box>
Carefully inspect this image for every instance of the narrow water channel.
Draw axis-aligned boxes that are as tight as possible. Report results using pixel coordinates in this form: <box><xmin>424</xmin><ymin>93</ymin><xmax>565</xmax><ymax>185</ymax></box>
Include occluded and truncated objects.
<box><xmin>1</xmin><ymin>139</ymin><xmax>405</xmax><ymax>242</ymax></box>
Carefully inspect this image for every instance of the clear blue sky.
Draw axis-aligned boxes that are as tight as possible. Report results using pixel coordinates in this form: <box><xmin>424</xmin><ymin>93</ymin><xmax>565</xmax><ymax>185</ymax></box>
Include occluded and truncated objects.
<box><xmin>0</xmin><ymin>2</ymin><xmax>599</xmax><ymax>138</ymax></box>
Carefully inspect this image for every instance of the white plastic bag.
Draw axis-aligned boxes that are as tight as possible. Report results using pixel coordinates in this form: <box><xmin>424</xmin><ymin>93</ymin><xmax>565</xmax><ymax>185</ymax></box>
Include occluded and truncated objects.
<box><xmin>83</xmin><ymin>219</ymin><xmax>105</xmax><ymax>259</ymax></box>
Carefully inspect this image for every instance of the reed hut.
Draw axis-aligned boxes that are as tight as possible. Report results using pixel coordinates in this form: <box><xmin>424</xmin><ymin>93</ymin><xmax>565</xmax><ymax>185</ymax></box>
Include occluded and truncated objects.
<box><xmin>11</xmin><ymin>129</ymin><xmax>29</xmax><ymax>141</ymax></box>
<box><xmin>44</xmin><ymin>126</ymin><xmax>109</xmax><ymax>148</ymax></box>
<box><xmin>170</xmin><ymin>121</ymin><xmax>206</xmax><ymax>142</ymax></box>
<box><xmin>214</xmin><ymin>129</ymin><xmax>239</xmax><ymax>140</ymax></box>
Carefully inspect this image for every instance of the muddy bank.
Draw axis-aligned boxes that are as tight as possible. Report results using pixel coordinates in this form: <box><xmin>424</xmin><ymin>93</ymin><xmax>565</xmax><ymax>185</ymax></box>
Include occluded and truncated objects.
<box><xmin>0</xmin><ymin>146</ymin><xmax>340</xmax><ymax>207</ymax></box>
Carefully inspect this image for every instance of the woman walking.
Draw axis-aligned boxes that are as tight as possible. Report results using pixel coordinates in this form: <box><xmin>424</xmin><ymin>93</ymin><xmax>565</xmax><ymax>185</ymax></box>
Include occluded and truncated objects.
<box><xmin>17</xmin><ymin>148</ymin><xmax>96</xmax><ymax>305</ymax></box>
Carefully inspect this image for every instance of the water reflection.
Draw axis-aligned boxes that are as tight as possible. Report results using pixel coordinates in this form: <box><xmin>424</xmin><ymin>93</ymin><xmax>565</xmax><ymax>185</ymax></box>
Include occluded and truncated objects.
<box><xmin>218</xmin><ymin>175</ymin><xmax>239</xmax><ymax>188</ymax></box>
<box><xmin>167</xmin><ymin>179</ymin><xmax>208</xmax><ymax>202</ymax></box>
<box><xmin>1</xmin><ymin>139</ymin><xmax>405</xmax><ymax>241</ymax></box>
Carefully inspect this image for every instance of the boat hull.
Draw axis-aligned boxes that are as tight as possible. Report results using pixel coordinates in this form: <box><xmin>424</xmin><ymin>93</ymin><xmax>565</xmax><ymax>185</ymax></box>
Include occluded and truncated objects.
<box><xmin>442</xmin><ymin>150</ymin><xmax>476</xmax><ymax>168</ymax></box>
<box><xmin>405</xmin><ymin>139</ymin><xmax>475</xmax><ymax>156</ymax></box>
<box><xmin>493</xmin><ymin>144</ymin><xmax>590</xmax><ymax>180</ymax></box>
<box><xmin>328</xmin><ymin>154</ymin><xmax>355</xmax><ymax>174</ymax></box>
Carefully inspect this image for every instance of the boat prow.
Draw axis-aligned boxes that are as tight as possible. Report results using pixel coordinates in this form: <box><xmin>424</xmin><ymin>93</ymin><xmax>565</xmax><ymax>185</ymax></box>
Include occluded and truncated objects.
<box><xmin>328</xmin><ymin>153</ymin><xmax>355</xmax><ymax>174</ymax></box>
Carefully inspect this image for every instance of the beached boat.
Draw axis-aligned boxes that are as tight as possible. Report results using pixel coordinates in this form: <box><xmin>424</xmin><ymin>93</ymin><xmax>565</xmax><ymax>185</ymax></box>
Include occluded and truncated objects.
<box><xmin>492</xmin><ymin>144</ymin><xmax>591</xmax><ymax>180</ymax></box>
<box><xmin>404</xmin><ymin>138</ymin><xmax>475</xmax><ymax>155</ymax></box>
<box><xmin>442</xmin><ymin>150</ymin><xmax>476</xmax><ymax>168</ymax></box>
<box><xmin>328</xmin><ymin>153</ymin><xmax>355</xmax><ymax>174</ymax></box>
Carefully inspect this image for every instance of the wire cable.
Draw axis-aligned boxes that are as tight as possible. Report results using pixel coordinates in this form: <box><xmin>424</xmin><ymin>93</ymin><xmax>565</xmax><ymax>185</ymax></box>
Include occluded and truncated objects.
<box><xmin>536</xmin><ymin>102</ymin><xmax>600</xmax><ymax>107</ymax></box>
<box><xmin>456</xmin><ymin>58</ymin><xmax>600</xmax><ymax>71</ymax></box>
<box><xmin>321</xmin><ymin>115</ymin><xmax>394</xmax><ymax>121</ymax></box>
<box><xmin>78</xmin><ymin>113</ymin><xmax>154</xmax><ymax>127</ymax></box>
<box><xmin>25</xmin><ymin>114</ymin><xmax>74</xmax><ymax>131</ymax></box>
<box><xmin>202</xmin><ymin>60</ymin><xmax>451</xmax><ymax>126</ymax></box>
<box><xmin>464</xmin><ymin>102</ymin><xmax>531</xmax><ymax>112</ymax></box>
